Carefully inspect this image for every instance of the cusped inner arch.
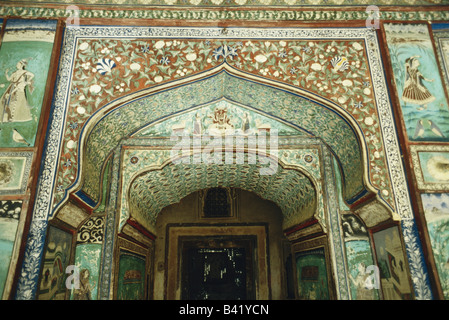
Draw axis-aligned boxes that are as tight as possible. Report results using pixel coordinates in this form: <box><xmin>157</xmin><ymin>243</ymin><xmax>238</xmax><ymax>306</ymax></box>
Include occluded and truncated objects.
<box><xmin>128</xmin><ymin>159</ymin><xmax>318</xmax><ymax>234</ymax></box>
<box><xmin>81</xmin><ymin>67</ymin><xmax>368</xmax><ymax>209</ymax></box>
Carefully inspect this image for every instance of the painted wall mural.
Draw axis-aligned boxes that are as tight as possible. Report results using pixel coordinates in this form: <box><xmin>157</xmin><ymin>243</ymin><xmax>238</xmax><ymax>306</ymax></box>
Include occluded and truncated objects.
<box><xmin>410</xmin><ymin>145</ymin><xmax>449</xmax><ymax>191</ymax></box>
<box><xmin>0</xmin><ymin>19</ymin><xmax>56</xmax><ymax>148</ymax></box>
<box><xmin>69</xmin><ymin>216</ymin><xmax>105</xmax><ymax>300</ymax></box>
<box><xmin>372</xmin><ymin>226</ymin><xmax>413</xmax><ymax>300</ymax></box>
<box><xmin>296</xmin><ymin>247</ymin><xmax>330</xmax><ymax>300</ymax></box>
<box><xmin>51</xmin><ymin>26</ymin><xmax>400</xmax><ymax>217</ymax></box>
<box><xmin>136</xmin><ymin>99</ymin><xmax>304</xmax><ymax>137</ymax></box>
<box><xmin>341</xmin><ymin>213</ymin><xmax>379</xmax><ymax>300</ymax></box>
<box><xmin>0</xmin><ymin>200</ymin><xmax>22</xmax><ymax>297</ymax></box>
<box><xmin>0</xmin><ymin>151</ymin><xmax>32</xmax><ymax>195</ymax></box>
<box><xmin>345</xmin><ymin>240</ymin><xmax>379</xmax><ymax>300</ymax></box>
<box><xmin>37</xmin><ymin>225</ymin><xmax>73</xmax><ymax>300</ymax></box>
<box><xmin>421</xmin><ymin>193</ymin><xmax>449</xmax><ymax>299</ymax></box>
<box><xmin>71</xmin><ymin>244</ymin><xmax>102</xmax><ymax>300</ymax></box>
<box><xmin>14</xmin><ymin>23</ymin><xmax>431</xmax><ymax>301</ymax></box>
<box><xmin>116</xmin><ymin>250</ymin><xmax>146</xmax><ymax>300</ymax></box>
<box><xmin>2</xmin><ymin>0</ymin><xmax>449</xmax><ymax>6</ymax></box>
<box><xmin>385</xmin><ymin>23</ymin><xmax>449</xmax><ymax>142</ymax></box>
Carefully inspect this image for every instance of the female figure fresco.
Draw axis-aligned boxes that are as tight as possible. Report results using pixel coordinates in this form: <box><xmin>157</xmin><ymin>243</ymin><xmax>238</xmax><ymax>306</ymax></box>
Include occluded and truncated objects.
<box><xmin>349</xmin><ymin>262</ymin><xmax>375</xmax><ymax>300</ymax></box>
<box><xmin>402</xmin><ymin>56</ymin><xmax>446</xmax><ymax>139</ymax></box>
<box><xmin>0</xmin><ymin>59</ymin><xmax>34</xmax><ymax>123</ymax></box>
<box><xmin>73</xmin><ymin>269</ymin><xmax>92</xmax><ymax>300</ymax></box>
<box><xmin>402</xmin><ymin>56</ymin><xmax>435</xmax><ymax>111</ymax></box>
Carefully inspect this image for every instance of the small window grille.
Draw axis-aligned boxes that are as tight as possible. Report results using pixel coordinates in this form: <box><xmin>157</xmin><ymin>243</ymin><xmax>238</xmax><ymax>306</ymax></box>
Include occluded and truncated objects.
<box><xmin>203</xmin><ymin>188</ymin><xmax>230</xmax><ymax>217</ymax></box>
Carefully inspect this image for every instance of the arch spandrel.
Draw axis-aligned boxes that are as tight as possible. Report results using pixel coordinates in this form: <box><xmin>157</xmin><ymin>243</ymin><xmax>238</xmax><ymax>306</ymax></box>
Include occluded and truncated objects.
<box><xmin>73</xmin><ymin>69</ymin><xmax>371</xmax><ymax>215</ymax></box>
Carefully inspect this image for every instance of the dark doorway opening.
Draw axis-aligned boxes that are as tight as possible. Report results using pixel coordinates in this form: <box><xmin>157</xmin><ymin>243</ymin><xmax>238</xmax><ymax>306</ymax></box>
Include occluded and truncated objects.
<box><xmin>180</xmin><ymin>237</ymin><xmax>256</xmax><ymax>300</ymax></box>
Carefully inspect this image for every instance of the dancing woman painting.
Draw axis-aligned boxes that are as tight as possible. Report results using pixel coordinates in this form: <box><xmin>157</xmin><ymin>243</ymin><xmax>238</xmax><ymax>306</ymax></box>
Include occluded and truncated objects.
<box><xmin>402</xmin><ymin>56</ymin><xmax>435</xmax><ymax>111</ymax></box>
<box><xmin>0</xmin><ymin>58</ymin><xmax>34</xmax><ymax>123</ymax></box>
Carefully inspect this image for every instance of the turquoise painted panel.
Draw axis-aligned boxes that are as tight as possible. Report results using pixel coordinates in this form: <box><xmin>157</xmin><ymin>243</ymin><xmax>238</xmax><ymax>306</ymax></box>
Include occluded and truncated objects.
<box><xmin>70</xmin><ymin>243</ymin><xmax>102</xmax><ymax>300</ymax></box>
<box><xmin>295</xmin><ymin>248</ymin><xmax>330</xmax><ymax>300</ymax></box>
<box><xmin>0</xmin><ymin>19</ymin><xmax>56</xmax><ymax>147</ymax></box>
<box><xmin>418</xmin><ymin>151</ymin><xmax>449</xmax><ymax>183</ymax></box>
<box><xmin>385</xmin><ymin>23</ymin><xmax>449</xmax><ymax>142</ymax></box>
<box><xmin>117</xmin><ymin>250</ymin><xmax>146</xmax><ymax>300</ymax></box>
<box><xmin>345</xmin><ymin>240</ymin><xmax>379</xmax><ymax>300</ymax></box>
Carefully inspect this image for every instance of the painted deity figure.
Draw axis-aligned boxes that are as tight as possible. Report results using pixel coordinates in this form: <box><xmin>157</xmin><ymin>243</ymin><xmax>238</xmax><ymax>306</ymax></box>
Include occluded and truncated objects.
<box><xmin>72</xmin><ymin>268</ymin><xmax>92</xmax><ymax>300</ymax></box>
<box><xmin>0</xmin><ymin>59</ymin><xmax>34</xmax><ymax>123</ymax></box>
<box><xmin>349</xmin><ymin>263</ymin><xmax>375</xmax><ymax>300</ymax></box>
<box><xmin>208</xmin><ymin>107</ymin><xmax>234</xmax><ymax>134</ymax></box>
<box><xmin>401</xmin><ymin>56</ymin><xmax>435</xmax><ymax>111</ymax></box>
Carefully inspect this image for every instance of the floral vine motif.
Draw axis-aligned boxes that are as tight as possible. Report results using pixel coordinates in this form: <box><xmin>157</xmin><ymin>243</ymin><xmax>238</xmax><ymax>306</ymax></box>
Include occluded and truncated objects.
<box><xmin>55</xmin><ymin>36</ymin><xmax>394</xmax><ymax>212</ymax></box>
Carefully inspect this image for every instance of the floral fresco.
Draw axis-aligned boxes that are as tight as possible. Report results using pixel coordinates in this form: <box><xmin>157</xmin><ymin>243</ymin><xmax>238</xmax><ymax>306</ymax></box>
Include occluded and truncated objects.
<box><xmin>2</xmin><ymin>0</ymin><xmax>449</xmax><ymax>6</ymax></box>
<box><xmin>53</xmin><ymin>28</ymin><xmax>395</xmax><ymax>218</ymax></box>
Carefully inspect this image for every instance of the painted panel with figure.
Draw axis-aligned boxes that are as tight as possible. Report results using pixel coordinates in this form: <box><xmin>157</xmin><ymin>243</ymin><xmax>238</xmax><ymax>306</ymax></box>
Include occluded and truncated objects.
<box><xmin>70</xmin><ymin>244</ymin><xmax>102</xmax><ymax>300</ymax></box>
<box><xmin>372</xmin><ymin>226</ymin><xmax>413</xmax><ymax>300</ymax></box>
<box><xmin>421</xmin><ymin>193</ymin><xmax>449</xmax><ymax>299</ymax></box>
<box><xmin>0</xmin><ymin>200</ymin><xmax>22</xmax><ymax>297</ymax></box>
<box><xmin>0</xmin><ymin>19</ymin><xmax>57</xmax><ymax>148</ymax></box>
<box><xmin>341</xmin><ymin>212</ymin><xmax>379</xmax><ymax>300</ymax></box>
<box><xmin>384</xmin><ymin>23</ymin><xmax>449</xmax><ymax>142</ymax></box>
<box><xmin>37</xmin><ymin>226</ymin><xmax>73</xmax><ymax>300</ymax></box>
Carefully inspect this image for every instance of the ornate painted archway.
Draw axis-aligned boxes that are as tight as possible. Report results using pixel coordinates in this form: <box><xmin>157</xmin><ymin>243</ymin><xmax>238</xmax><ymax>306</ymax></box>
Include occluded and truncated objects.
<box><xmin>16</xmin><ymin>25</ymin><xmax>430</xmax><ymax>300</ymax></box>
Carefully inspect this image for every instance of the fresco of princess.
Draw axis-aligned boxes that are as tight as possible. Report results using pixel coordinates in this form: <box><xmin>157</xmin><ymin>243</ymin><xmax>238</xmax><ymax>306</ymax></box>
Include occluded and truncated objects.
<box><xmin>384</xmin><ymin>23</ymin><xmax>449</xmax><ymax>142</ymax></box>
<box><xmin>0</xmin><ymin>19</ymin><xmax>57</xmax><ymax>148</ymax></box>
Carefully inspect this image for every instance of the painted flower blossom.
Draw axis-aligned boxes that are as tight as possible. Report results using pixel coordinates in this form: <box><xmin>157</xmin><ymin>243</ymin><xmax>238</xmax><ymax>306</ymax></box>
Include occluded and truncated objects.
<box><xmin>96</xmin><ymin>58</ymin><xmax>116</xmax><ymax>75</ymax></box>
<box><xmin>140</xmin><ymin>44</ymin><xmax>150</xmax><ymax>53</ymax></box>
<box><xmin>255</xmin><ymin>54</ymin><xmax>268</xmax><ymax>63</ymax></box>
<box><xmin>79</xmin><ymin>42</ymin><xmax>89</xmax><ymax>51</ymax></box>
<box><xmin>155</xmin><ymin>40</ymin><xmax>165</xmax><ymax>49</ymax></box>
<box><xmin>186</xmin><ymin>52</ymin><xmax>197</xmax><ymax>62</ymax></box>
<box><xmin>160</xmin><ymin>56</ymin><xmax>170</xmax><ymax>65</ymax></box>
<box><xmin>311</xmin><ymin>63</ymin><xmax>322</xmax><ymax>71</ymax></box>
<box><xmin>212</xmin><ymin>45</ymin><xmax>238</xmax><ymax>61</ymax></box>
<box><xmin>89</xmin><ymin>84</ymin><xmax>102</xmax><ymax>94</ymax></box>
<box><xmin>130</xmin><ymin>63</ymin><xmax>141</xmax><ymax>71</ymax></box>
